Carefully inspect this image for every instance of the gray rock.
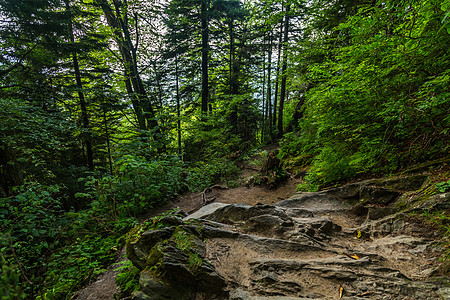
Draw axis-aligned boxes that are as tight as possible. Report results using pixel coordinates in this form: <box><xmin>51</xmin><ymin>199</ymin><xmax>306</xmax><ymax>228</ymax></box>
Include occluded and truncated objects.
<box><xmin>283</xmin><ymin>208</ymin><xmax>314</xmax><ymax>218</ymax></box>
<box><xmin>359</xmin><ymin>185</ymin><xmax>400</xmax><ymax>205</ymax></box>
<box><xmin>365</xmin><ymin>175</ymin><xmax>428</xmax><ymax>191</ymax></box>
<box><xmin>366</xmin><ymin>206</ymin><xmax>398</xmax><ymax>220</ymax></box>
<box><xmin>277</xmin><ymin>192</ymin><xmax>352</xmax><ymax>212</ymax></box>
<box><xmin>205</xmin><ymin>203</ymin><xmax>291</xmax><ymax>224</ymax></box>
<box><xmin>184</xmin><ymin>202</ymin><xmax>230</xmax><ymax>220</ymax></box>
<box><xmin>137</xmin><ymin>270</ymin><xmax>192</xmax><ymax>300</ymax></box>
<box><xmin>417</xmin><ymin>192</ymin><xmax>450</xmax><ymax>210</ymax></box>
<box><xmin>127</xmin><ymin>227</ymin><xmax>174</xmax><ymax>270</ymax></box>
<box><xmin>229</xmin><ymin>288</ymin><xmax>306</xmax><ymax>300</ymax></box>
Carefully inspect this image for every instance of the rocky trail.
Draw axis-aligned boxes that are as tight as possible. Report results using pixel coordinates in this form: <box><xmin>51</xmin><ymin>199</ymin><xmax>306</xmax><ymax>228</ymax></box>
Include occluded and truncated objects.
<box><xmin>75</xmin><ymin>163</ymin><xmax>449</xmax><ymax>299</ymax></box>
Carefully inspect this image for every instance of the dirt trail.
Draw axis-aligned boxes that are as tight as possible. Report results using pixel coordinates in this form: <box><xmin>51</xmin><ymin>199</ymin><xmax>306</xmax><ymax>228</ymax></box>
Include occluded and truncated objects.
<box><xmin>75</xmin><ymin>161</ymin><xmax>449</xmax><ymax>299</ymax></box>
<box><xmin>74</xmin><ymin>160</ymin><xmax>301</xmax><ymax>299</ymax></box>
<box><xmin>190</xmin><ymin>179</ymin><xmax>449</xmax><ymax>299</ymax></box>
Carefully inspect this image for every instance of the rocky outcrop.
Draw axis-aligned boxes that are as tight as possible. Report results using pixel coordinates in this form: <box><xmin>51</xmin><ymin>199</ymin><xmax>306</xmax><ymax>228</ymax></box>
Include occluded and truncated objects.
<box><xmin>127</xmin><ymin>218</ymin><xmax>226</xmax><ymax>300</ymax></box>
<box><xmin>128</xmin><ymin>174</ymin><xmax>449</xmax><ymax>299</ymax></box>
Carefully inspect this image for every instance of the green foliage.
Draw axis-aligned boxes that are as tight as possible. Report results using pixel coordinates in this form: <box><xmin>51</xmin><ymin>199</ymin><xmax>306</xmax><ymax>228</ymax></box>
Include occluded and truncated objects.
<box><xmin>282</xmin><ymin>0</ymin><xmax>450</xmax><ymax>187</ymax></box>
<box><xmin>172</xmin><ymin>229</ymin><xmax>203</xmax><ymax>271</ymax></box>
<box><xmin>0</xmin><ymin>182</ymin><xmax>130</xmax><ymax>299</ymax></box>
<box><xmin>0</xmin><ymin>256</ymin><xmax>26</xmax><ymax>299</ymax></box>
<box><xmin>185</xmin><ymin>158</ymin><xmax>240</xmax><ymax>192</ymax></box>
<box><xmin>435</xmin><ymin>180</ymin><xmax>450</xmax><ymax>193</ymax></box>
<box><xmin>115</xmin><ymin>259</ymin><xmax>140</xmax><ymax>298</ymax></box>
<box><xmin>80</xmin><ymin>155</ymin><xmax>184</xmax><ymax>217</ymax></box>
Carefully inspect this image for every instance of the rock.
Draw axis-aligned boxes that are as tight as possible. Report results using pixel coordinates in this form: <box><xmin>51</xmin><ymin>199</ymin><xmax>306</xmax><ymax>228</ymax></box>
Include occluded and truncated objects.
<box><xmin>310</xmin><ymin>267</ymin><xmax>358</xmax><ymax>280</ymax></box>
<box><xmin>276</xmin><ymin>192</ymin><xmax>352</xmax><ymax>212</ymax></box>
<box><xmin>236</xmin><ymin>234</ymin><xmax>328</xmax><ymax>254</ymax></box>
<box><xmin>283</xmin><ymin>208</ymin><xmax>314</xmax><ymax>218</ymax></box>
<box><xmin>229</xmin><ymin>288</ymin><xmax>306</xmax><ymax>300</ymax></box>
<box><xmin>184</xmin><ymin>202</ymin><xmax>230</xmax><ymax>220</ymax></box>
<box><xmin>369</xmin><ymin>175</ymin><xmax>428</xmax><ymax>191</ymax></box>
<box><xmin>366</xmin><ymin>206</ymin><xmax>398</xmax><ymax>220</ymax></box>
<box><xmin>195</xmin><ymin>224</ymin><xmax>240</xmax><ymax>239</ymax></box>
<box><xmin>251</xmin><ymin>274</ymin><xmax>303</xmax><ymax>296</ymax></box>
<box><xmin>326</xmin><ymin>182</ymin><xmax>364</xmax><ymax>199</ymax></box>
<box><xmin>417</xmin><ymin>192</ymin><xmax>450</xmax><ymax>210</ymax></box>
<box><xmin>246</xmin><ymin>214</ymin><xmax>294</xmax><ymax>236</ymax></box>
<box><xmin>127</xmin><ymin>227</ymin><xmax>174</xmax><ymax>270</ymax></box>
<box><xmin>205</xmin><ymin>203</ymin><xmax>291</xmax><ymax>225</ymax></box>
<box><xmin>128</xmin><ymin>226</ymin><xmax>226</xmax><ymax>299</ymax></box>
<box><xmin>136</xmin><ymin>270</ymin><xmax>192</xmax><ymax>300</ymax></box>
<box><xmin>292</xmin><ymin>217</ymin><xmax>342</xmax><ymax>238</ymax></box>
<box><xmin>126</xmin><ymin>172</ymin><xmax>448</xmax><ymax>300</ymax></box>
<box><xmin>158</xmin><ymin>215</ymin><xmax>184</xmax><ymax>227</ymax></box>
<box><xmin>359</xmin><ymin>185</ymin><xmax>400</xmax><ymax>205</ymax></box>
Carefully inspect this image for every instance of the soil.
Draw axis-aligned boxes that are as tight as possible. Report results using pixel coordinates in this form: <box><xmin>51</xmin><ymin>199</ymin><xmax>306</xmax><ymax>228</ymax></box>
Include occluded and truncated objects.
<box><xmin>74</xmin><ymin>154</ymin><xmax>301</xmax><ymax>300</ymax></box>
<box><xmin>74</xmin><ymin>155</ymin><xmax>449</xmax><ymax>299</ymax></box>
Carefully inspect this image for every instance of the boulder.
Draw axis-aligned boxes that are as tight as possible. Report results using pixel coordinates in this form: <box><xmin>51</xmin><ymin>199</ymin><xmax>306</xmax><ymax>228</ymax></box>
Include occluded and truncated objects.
<box><xmin>127</xmin><ymin>225</ymin><xmax>226</xmax><ymax>299</ymax></box>
<box><xmin>205</xmin><ymin>203</ymin><xmax>291</xmax><ymax>225</ymax></box>
<box><xmin>359</xmin><ymin>185</ymin><xmax>400</xmax><ymax>205</ymax></box>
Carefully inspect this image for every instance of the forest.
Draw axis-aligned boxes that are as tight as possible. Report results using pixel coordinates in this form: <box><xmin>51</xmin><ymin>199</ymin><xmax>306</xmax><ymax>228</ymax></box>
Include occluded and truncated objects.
<box><xmin>0</xmin><ymin>0</ymin><xmax>449</xmax><ymax>298</ymax></box>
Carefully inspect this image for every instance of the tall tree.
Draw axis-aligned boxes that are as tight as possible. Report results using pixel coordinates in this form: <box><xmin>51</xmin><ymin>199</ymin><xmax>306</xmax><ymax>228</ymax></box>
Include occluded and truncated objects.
<box><xmin>96</xmin><ymin>0</ymin><xmax>160</xmax><ymax>136</ymax></box>
<box><xmin>201</xmin><ymin>0</ymin><xmax>210</xmax><ymax>114</ymax></box>
<box><xmin>65</xmin><ymin>0</ymin><xmax>94</xmax><ymax>170</ymax></box>
<box><xmin>277</xmin><ymin>3</ymin><xmax>290</xmax><ymax>136</ymax></box>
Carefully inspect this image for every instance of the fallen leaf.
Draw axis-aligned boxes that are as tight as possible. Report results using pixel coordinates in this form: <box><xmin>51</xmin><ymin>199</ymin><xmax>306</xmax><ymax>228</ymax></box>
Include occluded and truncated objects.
<box><xmin>344</xmin><ymin>252</ymin><xmax>360</xmax><ymax>260</ymax></box>
<box><xmin>339</xmin><ymin>283</ymin><xmax>344</xmax><ymax>299</ymax></box>
<box><xmin>356</xmin><ymin>230</ymin><xmax>362</xmax><ymax>239</ymax></box>
<box><xmin>350</xmin><ymin>253</ymin><xmax>360</xmax><ymax>260</ymax></box>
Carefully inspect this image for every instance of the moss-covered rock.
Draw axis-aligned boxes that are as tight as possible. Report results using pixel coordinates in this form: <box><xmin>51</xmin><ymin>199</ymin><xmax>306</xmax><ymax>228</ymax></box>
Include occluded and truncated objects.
<box><xmin>126</xmin><ymin>223</ymin><xmax>226</xmax><ymax>299</ymax></box>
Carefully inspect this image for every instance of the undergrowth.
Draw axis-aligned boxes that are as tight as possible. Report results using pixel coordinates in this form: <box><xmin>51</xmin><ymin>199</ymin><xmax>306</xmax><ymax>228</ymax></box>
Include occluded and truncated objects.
<box><xmin>0</xmin><ymin>153</ymin><xmax>238</xmax><ymax>299</ymax></box>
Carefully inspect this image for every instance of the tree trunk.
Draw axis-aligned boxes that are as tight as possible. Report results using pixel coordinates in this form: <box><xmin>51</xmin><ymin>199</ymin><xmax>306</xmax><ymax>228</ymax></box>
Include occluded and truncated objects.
<box><xmin>98</xmin><ymin>0</ymin><xmax>160</xmax><ymax>136</ymax></box>
<box><xmin>72</xmin><ymin>52</ymin><xmax>94</xmax><ymax>170</ymax></box>
<box><xmin>229</xmin><ymin>20</ymin><xmax>238</xmax><ymax>134</ymax></box>
<box><xmin>65</xmin><ymin>1</ymin><xmax>94</xmax><ymax>170</ymax></box>
<box><xmin>278</xmin><ymin>5</ymin><xmax>290</xmax><ymax>137</ymax></box>
<box><xmin>175</xmin><ymin>55</ymin><xmax>182</xmax><ymax>156</ymax></box>
<box><xmin>273</xmin><ymin>15</ymin><xmax>283</xmax><ymax>128</ymax></box>
<box><xmin>267</xmin><ymin>30</ymin><xmax>273</xmax><ymax>142</ymax></box>
<box><xmin>285</xmin><ymin>97</ymin><xmax>305</xmax><ymax>133</ymax></box>
<box><xmin>201</xmin><ymin>0</ymin><xmax>209</xmax><ymax>115</ymax></box>
<box><xmin>261</xmin><ymin>32</ymin><xmax>266</xmax><ymax>143</ymax></box>
<box><xmin>103</xmin><ymin>109</ymin><xmax>113</xmax><ymax>174</ymax></box>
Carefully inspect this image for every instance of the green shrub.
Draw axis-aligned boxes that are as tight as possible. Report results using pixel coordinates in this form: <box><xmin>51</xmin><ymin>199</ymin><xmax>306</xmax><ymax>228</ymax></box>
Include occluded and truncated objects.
<box><xmin>185</xmin><ymin>158</ymin><xmax>239</xmax><ymax>192</ymax></box>
<box><xmin>79</xmin><ymin>155</ymin><xmax>185</xmax><ymax>217</ymax></box>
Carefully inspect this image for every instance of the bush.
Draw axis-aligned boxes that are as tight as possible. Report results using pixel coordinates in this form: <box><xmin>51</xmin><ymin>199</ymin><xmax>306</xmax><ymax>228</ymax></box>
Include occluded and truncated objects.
<box><xmin>185</xmin><ymin>158</ymin><xmax>240</xmax><ymax>192</ymax></box>
<box><xmin>79</xmin><ymin>155</ymin><xmax>185</xmax><ymax>217</ymax></box>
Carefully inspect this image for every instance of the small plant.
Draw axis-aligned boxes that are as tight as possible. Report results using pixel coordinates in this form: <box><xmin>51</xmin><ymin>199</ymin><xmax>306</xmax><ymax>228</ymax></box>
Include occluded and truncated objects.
<box><xmin>248</xmin><ymin>150</ymin><xmax>268</xmax><ymax>168</ymax></box>
<box><xmin>172</xmin><ymin>228</ymin><xmax>203</xmax><ymax>272</ymax></box>
<box><xmin>114</xmin><ymin>259</ymin><xmax>140</xmax><ymax>298</ymax></box>
<box><xmin>435</xmin><ymin>180</ymin><xmax>450</xmax><ymax>193</ymax></box>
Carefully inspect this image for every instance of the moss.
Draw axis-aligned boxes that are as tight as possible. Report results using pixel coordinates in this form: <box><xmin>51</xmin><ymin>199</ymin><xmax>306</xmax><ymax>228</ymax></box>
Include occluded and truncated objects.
<box><xmin>170</xmin><ymin>227</ymin><xmax>204</xmax><ymax>273</ymax></box>
<box><xmin>145</xmin><ymin>244</ymin><xmax>166</xmax><ymax>280</ymax></box>
<box><xmin>146</xmin><ymin>244</ymin><xmax>164</xmax><ymax>266</ymax></box>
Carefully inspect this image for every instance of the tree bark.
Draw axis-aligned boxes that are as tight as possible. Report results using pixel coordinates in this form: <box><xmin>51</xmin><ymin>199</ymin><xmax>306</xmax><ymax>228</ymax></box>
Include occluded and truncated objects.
<box><xmin>267</xmin><ymin>30</ymin><xmax>273</xmax><ymax>142</ymax></box>
<box><xmin>278</xmin><ymin>4</ymin><xmax>290</xmax><ymax>137</ymax></box>
<box><xmin>65</xmin><ymin>1</ymin><xmax>94</xmax><ymax>170</ymax></box>
<box><xmin>261</xmin><ymin>32</ymin><xmax>266</xmax><ymax>142</ymax></box>
<box><xmin>229</xmin><ymin>20</ymin><xmax>238</xmax><ymax>134</ymax></box>
<box><xmin>273</xmin><ymin>14</ymin><xmax>283</xmax><ymax>128</ymax></box>
<box><xmin>175</xmin><ymin>55</ymin><xmax>182</xmax><ymax>156</ymax></box>
<box><xmin>201</xmin><ymin>0</ymin><xmax>209</xmax><ymax>115</ymax></box>
<box><xmin>98</xmin><ymin>0</ymin><xmax>160</xmax><ymax>135</ymax></box>
<box><xmin>103</xmin><ymin>109</ymin><xmax>113</xmax><ymax>174</ymax></box>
